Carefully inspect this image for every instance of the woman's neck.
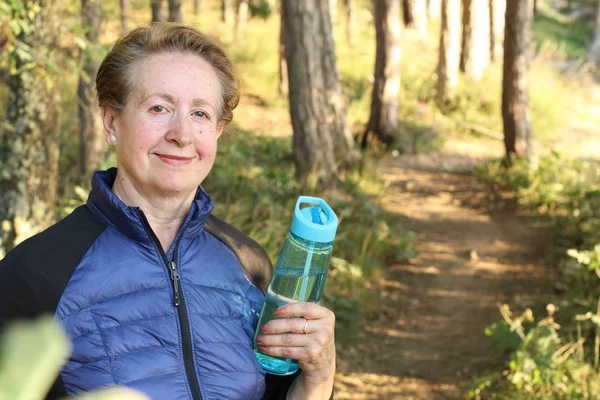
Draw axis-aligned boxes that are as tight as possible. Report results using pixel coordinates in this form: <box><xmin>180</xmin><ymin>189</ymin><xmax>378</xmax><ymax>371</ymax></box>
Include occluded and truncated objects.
<box><xmin>112</xmin><ymin>176</ymin><xmax>194</xmax><ymax>252</ymax></box>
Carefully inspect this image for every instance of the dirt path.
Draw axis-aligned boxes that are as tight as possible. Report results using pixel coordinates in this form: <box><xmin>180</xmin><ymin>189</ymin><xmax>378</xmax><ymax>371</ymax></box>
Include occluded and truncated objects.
<box><xmin>334</xmin><ymin>145</ymin><xmax>553</xmax><ymax>399</ymax></box>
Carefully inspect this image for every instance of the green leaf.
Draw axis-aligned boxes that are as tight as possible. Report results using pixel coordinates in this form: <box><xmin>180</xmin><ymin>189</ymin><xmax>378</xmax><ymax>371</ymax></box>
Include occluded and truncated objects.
<box><xmin>486</xmin><ymin>320</ymin><xmax>522</xmax><ymax>352</ymax></box>
<box><xmin>0</xmin><ymin>316</ymin><xmax>70</xmax><ymax>400</ymax></box>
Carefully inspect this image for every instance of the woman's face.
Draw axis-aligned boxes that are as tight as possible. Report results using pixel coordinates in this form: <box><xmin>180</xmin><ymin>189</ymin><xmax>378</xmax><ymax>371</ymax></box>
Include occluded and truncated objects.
<box><xmin>103</xmin><ymin>52</ymin><xmax>224</xmax><ymax>199</ymax></box>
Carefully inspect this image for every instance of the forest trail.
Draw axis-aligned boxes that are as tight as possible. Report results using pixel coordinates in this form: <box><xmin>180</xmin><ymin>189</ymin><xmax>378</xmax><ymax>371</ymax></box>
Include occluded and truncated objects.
<box><xmin>334</xmin><ymin>138</ymin><xmax>554</xmax><ymax>399</ymax></box>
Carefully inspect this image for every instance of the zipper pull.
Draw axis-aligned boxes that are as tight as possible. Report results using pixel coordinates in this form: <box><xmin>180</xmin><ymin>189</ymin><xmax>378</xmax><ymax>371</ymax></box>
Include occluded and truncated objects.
<box><xmin>168</xmin><ymin>261</ymin><xmax>181</xmax><ymax>307</ymax></box>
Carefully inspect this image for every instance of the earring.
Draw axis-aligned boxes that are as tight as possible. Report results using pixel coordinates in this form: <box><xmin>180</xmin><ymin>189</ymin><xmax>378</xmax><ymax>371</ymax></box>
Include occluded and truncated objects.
<box><xmin>109</xmin><ymin>135</ymin><xmax>116</xmax><ymax>144</ymax></box>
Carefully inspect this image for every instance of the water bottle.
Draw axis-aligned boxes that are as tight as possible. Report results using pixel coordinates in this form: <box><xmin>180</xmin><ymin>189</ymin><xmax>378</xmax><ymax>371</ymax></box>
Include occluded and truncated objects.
<box><xmin>253</xmin><ymin>196</ymin><xmax>339</xmax><ymax>376</ymax></box>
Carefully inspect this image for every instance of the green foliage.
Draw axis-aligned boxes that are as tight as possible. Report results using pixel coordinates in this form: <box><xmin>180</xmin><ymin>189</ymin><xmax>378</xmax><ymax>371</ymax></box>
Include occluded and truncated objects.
<box><xmin>533</xmin><ymin>5</ymin><xmax>595</xmax><ymax>59</ymax></box>
<box><xmin>0</xmin><ymin>316</ymin><xmax>147</xmax><ymax>400</ymax></box>
<box><xmin>486</xmin><ymin>321</ymin><xmax>523</xmax><ymax>353</ymax></box>
<box><xmin>475</xmin><ymin>306</ymin><xmax>600</xmax><ymax>399</ymax></box>
<box><xmin>249</xmin><ymin>0</ymin><xmax>272</xmax><ymax>20</ymax></box>
<box><xmin>476</xmin><ymin>151</ymin><xmax>600</xmax><ymax>398</ymax></box>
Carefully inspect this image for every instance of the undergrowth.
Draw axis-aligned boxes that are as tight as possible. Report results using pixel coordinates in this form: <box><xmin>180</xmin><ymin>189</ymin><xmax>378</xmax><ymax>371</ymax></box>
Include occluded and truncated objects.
<box><xmin>472</xmin><ymin>153</ymin><xmax>600</xmax><ymax>399</ymax></box>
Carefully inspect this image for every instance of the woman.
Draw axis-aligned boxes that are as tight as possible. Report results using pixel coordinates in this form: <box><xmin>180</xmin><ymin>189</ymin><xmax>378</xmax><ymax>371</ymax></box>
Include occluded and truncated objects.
<box><xmin>0</xmin><ymin>24</ymin><xmax>335</xmax><ymax>400</ymax></box>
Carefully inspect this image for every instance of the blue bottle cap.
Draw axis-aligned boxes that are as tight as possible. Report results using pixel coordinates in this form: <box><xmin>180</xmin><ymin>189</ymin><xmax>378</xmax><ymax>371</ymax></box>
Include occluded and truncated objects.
<box><xmin>290</xmin><ymin>196</ymin><xmax>338</xmax><ymax>243</ymax></box>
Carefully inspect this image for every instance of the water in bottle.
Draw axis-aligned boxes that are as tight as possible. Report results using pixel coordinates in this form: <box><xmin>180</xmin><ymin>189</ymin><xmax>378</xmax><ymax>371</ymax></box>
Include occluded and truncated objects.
<box><xmin>254</xmin><ymin>196</ymin><xmax>338</xmax><ymax>375</ymax></box>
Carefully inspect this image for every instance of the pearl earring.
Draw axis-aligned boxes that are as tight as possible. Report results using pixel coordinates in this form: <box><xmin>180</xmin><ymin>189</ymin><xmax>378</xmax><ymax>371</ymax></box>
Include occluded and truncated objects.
<box><xmin>110</xmin><ymin>135</ymin><xmax>116</xmax><ymax>144</ymax></box>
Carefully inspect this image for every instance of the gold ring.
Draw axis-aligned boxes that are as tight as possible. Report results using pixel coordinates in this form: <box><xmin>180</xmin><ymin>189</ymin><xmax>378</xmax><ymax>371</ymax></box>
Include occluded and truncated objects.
<box><xmin>302</xmin><ymin>319</ymin><xmax>308</xmax><ymax>334</ymax></box>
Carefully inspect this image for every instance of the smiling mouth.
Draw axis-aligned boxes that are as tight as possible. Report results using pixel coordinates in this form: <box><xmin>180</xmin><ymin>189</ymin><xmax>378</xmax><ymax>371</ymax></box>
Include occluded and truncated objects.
<box><xmin>156</xmin><ymin>154</ymin><xmax>194</xmax><ymax>166</ymax></box>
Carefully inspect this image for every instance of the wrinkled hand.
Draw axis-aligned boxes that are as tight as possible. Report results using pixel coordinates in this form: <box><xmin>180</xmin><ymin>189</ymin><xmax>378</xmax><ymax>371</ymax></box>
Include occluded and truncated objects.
<box><xmin>255</xmin><ymin>302</ymin><xmax>336</xmax><ymax>384</ymax></box>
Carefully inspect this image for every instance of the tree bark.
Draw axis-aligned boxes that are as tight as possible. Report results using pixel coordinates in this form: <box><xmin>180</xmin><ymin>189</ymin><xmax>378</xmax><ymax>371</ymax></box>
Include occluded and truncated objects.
<box><xmin>282</xmin><ymin>0</ymin><xmax>358</xmax><ymax>188</ymax></box>
<box><xmin>151</xmin><ymin>0</ymin><xmax>166</xmax><ymax>22</ymax></box>
<box><xmin>235</xmin><ymin>0</ymin><xmax>249</xmax><ymax>40</ymax></box>
<box><xmin>79</xmin><ymin>0</ymin><xmax>105</xmax><ymax>182</ymax></box>
<box><xmin>588</xmin><ymin>0</ymin><xmax>600</xmax><ymax>68</ymax></box>
<box><xmin>490</xmin><ymin>0</ymin><xmax>506</xmax><ymax>63</ymax></box>
<box><xmin>460</xmin><ymin>0</ymin><xmax>490</xmax><ymax>80</ymax></box>
<box><xmin>363</xmin><ymin>0</ymin><xmax>401</xmax><ymax>148</ymax></box>
<box><xmin>222</xmin><ymin>0</ymin><xmax>234</xmax><ymax>25</ymax></box>
<box><xmin>403</xmin><ymin>0</ymin><xmax>413</xmax><ymax>25</ymax></box>
<box><xmin>168</xmin><ymin>0</ymin><xmax>182</xmax><ymax>22</ymax></box>
<box><xmin>0</xmin><ymin>0</ymin><xmax>60</xmax><ymax>253</ymax></box>
<box><xmin>436</xmin><ymin>0</ymin><xmax>461</xmax><ymax>104</ymax></box>
<box><xmin>343</xmin><ymin>0</ymin><xmax>355</xmax><ymax>45</ymax></box>
<box><xmin>502</xmin><ymin>0</ymin><xmax>534</xmax><ymax>164</ymax></box>
<box><xmin>119</xmin><ymin>0</ymin><xmax>129</xmax><ymax>32</ymax></box>
<box><xmin>278</xmin><ymin>10</ymin><xmax>288</xmax><ymax>97</ymax></box>
<box><xmin>428</xmin><ymin>0</ymin><xmax>441</xmax><ymax>20</ymax></box>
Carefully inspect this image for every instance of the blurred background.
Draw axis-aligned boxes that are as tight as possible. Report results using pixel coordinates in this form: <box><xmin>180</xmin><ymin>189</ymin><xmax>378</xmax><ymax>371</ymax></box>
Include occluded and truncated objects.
<box><xmin>1</xmin><ymin>0</ymin><xmax>600</xmax><ymax>398</ymax></box>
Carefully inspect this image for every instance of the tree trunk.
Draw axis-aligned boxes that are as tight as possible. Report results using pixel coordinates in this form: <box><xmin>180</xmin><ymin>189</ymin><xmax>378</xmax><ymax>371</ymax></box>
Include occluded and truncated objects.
<box><xmin>428</xmin><ymin>0</ymin><xmax>441</xmax><ymax>20</ymax></box>
<box><xmin>168</xmin><ymin>0</ymin><xmax>182</xmax><ymax>22</ymax></box>
<box><xmin>282</xmin><ymin>0</ymin><xmax>358</xmax><ymax>188</ymax></box>
<box><xmin>363</xmin><ymin>0</ymin><xmax>401</xmax><ymax>148</ymax></box>
<box><xmin>490</xmin><ymin>0</ymin><xmax>506</xmax><ymax>63</ymax></box>
<box><xmin>120</xmin><ymin>0</ymin><xmax>129</xmax><ymax>32</ymax></box>
<box><xmin>194</xmin><ymin>0</ymin><xmax>203</xmax><ymax>15</ymax></box>
<box><xmin>588</xmin><ymin>0</ymin><xmax>600</xmax><ymax>68</ymax></box>
<box><xmin>235</xmin><ymin>0</ymin><xmax>249</xmax><ymax>40</ymax></box>
<box><xmin>0</xmin><ymin>0</ymin><xmax>60</xmax><ymax>253</ymax></box>
<box><xmin>436</xmin><ymin>0</ymin><xmax>461</xmax><ymax>104</ymax></box>
<box><xmin>151</xmin><ymin>0</ymin><xmax>166</xmax><ymax>22</ymax></box>
<box><xmin>403</xmin><ymin>0</ymin><xmax>413</xmax><ymax>25</ymax></box>
<box><xmin>79</xmin><ymin>0</ymin><xmax>105</xmax><ymax>182</ymax></box>
<box><xmin>410</xmin><ymin>0</ymin><xmax>429</xmax><ymax>40</ymax></box>
<box><xmin>222</xmin><ymin>0</ymin><xmax>234</xmax><ymax>24</ymax></box>
<box><xmin>344</xmin><ymin>0</ymin><xmax>355</xmax><ymax>45</ymax></box>
<box><xmin>460</xmin><ymin>0</ymin><xmax>490</xmax><ymax>80</ymax></box>
<box><xmin>502</xmin><ymin>0</ymin><xmax>534</xmax><ymax>164</ymax></box>
<box><xmin>278</xmin><ymin>11</ymin><xmax>288</xmax><ymax>97</ymax></box>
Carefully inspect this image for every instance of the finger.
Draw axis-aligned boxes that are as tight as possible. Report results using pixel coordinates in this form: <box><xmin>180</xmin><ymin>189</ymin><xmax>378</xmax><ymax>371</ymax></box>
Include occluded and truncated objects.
<box><xmin>274</xmin><ymin>302</ymin><xmax>333</xmax><ymax>320</ymax></box>
<box><xmin>257</xmin><ymin>345</ymin><xmax>320</xmax><ymax>362</ymax></box>
<box><xmin>255</xmin><ymin>332</ymin><xmax>312</xmax><ymax>347</ymax></box>
<box><xmin>261</xmin><ymin>317</ymin><xmax>314</xmax><ymax>335</ymax></box>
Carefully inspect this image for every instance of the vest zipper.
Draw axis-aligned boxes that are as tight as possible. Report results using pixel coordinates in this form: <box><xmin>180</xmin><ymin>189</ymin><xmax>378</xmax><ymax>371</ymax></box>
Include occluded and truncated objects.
<box><xmin>138</xmin><ymin>210</ymin><xmax>203</xmax><ymax>400</ymax></box>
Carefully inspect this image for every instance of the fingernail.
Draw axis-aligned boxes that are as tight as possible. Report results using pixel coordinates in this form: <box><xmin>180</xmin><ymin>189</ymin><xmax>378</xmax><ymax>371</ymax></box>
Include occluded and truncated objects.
<box><xmin>255</xmin><ymin>336</ymin><xmax>263</xmax><ymax>344</ymax></box>
<box><xmin>258</xmin><ymin>346</ymin><xmax>267</xmax><ymax>353</ymax></box>
<box><xmin>274</xmin><ymin>308</ymin><xmax>284</xmax><ymax>316</ymax></box>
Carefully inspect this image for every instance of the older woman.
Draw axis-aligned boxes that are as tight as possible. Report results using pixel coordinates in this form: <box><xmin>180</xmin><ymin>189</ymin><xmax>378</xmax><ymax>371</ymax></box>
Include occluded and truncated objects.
<box><xmin>0</xmin><ymin>24</ymin><xmax>335</xmax><ymax>399</ymax></box>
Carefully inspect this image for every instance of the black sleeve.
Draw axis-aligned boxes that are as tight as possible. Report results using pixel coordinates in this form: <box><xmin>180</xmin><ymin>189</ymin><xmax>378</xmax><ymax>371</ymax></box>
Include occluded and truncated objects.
<box><xmin>0</xmin><ymin>205</ymin><xmax>107</xmax><ymax>399</ymax></box>
<box><xmin>204</xmin><ymin>214</ymin><xmax>273</xmax><ymax>294</ymax></box>
<box><xmin>263</xmin><ymin>371</ymin><xmax>334</xmax><ymax>400</ymax></box>
<box><xmin>263</xmin><ymin>371</ymin><xmax>301</xmax><ymax>400</ymax></box>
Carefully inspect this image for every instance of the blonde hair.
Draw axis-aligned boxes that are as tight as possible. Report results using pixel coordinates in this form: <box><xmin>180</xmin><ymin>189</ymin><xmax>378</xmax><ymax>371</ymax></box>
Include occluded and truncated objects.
<box><xmin>96</xmin><ymin>23</ymin><xmax>240</xmax><ymax>124</ymax></box>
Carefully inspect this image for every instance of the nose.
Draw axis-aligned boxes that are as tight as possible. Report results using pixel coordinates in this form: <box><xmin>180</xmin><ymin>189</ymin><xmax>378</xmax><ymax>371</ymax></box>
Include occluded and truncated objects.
<box><xmin>165</xmin><ymin>112</ymin><xmax>194</xmax><ymax>147</ymax></box>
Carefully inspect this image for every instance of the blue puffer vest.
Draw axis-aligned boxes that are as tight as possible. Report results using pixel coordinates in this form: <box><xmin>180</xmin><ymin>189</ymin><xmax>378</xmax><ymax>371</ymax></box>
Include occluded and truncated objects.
<box><xmin>54</xmin><ymin>170</ymin><xmax>267</xmax><ymax>399</ymax></box>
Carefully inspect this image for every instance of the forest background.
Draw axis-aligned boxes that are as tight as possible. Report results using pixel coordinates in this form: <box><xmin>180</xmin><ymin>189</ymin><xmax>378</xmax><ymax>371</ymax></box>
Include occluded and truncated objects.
<box><xmin>1</xmin><ymin>0</ymin><xmax>600</xmax><ymax>399</ymax></box>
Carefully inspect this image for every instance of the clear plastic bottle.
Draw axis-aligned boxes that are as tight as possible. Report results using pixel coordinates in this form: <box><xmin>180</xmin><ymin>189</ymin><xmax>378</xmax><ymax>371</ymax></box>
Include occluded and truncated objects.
<box><xmin>253</xmin><ymin>196</ymin><xmax>338</xmax><ymax>376</ymax></box>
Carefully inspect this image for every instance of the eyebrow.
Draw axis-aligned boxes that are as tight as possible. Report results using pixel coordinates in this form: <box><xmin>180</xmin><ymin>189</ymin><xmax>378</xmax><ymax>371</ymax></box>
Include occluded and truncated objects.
<box><xmin>139</xmin><ymin>92</ymin><xmax>215</xmax><ymax>112</ymax></box>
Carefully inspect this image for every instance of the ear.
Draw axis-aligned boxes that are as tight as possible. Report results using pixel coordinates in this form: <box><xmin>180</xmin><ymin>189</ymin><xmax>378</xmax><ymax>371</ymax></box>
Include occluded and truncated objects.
<box><xmin>216</xmin><ymin>122</ymin><xmax>225</xmax><ymax>140</ymax></box>
<box><xmin>101</xmin><ymin>106</ymin><xmax>119</xmax><ymax>146</ymax></box>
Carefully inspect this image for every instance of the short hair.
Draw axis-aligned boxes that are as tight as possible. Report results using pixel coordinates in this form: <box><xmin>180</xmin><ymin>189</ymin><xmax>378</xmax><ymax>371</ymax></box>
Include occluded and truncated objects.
<box><xmin>96</xmin><ymin>23</ymin><xmax>240</xmax><ymax>124</ymax></box>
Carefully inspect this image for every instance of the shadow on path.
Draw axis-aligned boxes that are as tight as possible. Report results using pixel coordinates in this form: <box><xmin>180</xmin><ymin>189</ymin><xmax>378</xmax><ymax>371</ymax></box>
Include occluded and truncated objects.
<box><xmin>334</xmin><ymin>154</ymin><xmax>555</xmax><ymax>400</ymax></box>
